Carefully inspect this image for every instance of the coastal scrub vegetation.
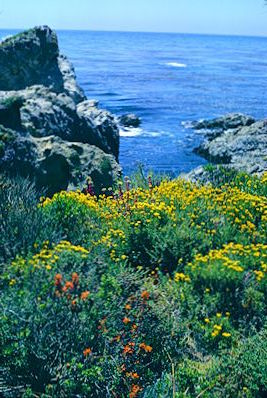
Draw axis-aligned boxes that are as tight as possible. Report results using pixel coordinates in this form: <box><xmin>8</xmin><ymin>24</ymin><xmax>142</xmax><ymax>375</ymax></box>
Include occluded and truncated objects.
<box><xmin>0</xmin><ymin>167</ymin><xmax>266</xmax><ymax>397</ymax></box>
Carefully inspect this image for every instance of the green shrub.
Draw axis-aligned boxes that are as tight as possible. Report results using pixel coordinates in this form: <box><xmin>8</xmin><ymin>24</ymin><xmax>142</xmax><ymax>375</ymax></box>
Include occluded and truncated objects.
<box><xmin>0</xmin><ymin>175</ymin><xmax>57</xmax><ymax>264</ymax></box>
<box><xmin>0</xmin><ymin>170</ymin><xmax>266</xmax><ymax>397</ymax></box>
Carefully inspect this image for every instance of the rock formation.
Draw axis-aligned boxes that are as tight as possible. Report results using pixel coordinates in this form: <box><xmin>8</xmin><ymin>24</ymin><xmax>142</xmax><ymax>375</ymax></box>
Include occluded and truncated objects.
<box><xmin>119</xmin><ymin>113</ymin><xmax>141</xmax><ymax>128</ymax></box>
<box><xmin>192</xmin><ymin>113</ymin><xmax>267</xmax><ymax>177</ymax></box>
<box><xmin>0</xmin><ymin>26</ymin><xmax>120</xmax><ymax>195</ymax></box>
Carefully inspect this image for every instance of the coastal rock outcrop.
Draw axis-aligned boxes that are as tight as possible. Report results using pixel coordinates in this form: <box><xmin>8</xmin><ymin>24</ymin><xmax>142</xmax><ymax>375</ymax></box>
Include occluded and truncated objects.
<box><xmin>192</xmin><ymin>113</ymin><xmax>255</xmax><ymax>132</ymax></box>
<box><xmin>192</xmin><ymin>113</ymin><xmax>267</xmax><ymax>176</ymax></box>
<box><xmin>0</xmin><ymin>26</ymin><xmax>85</xmax><ymax>103</ymax></box>
<box><xmin>0</xmin><ymin>26</ymin><xmax>120</xmax><ymax>194</ymax></box>
<box><xmin>0</xmin><ymin>124</ymin><xmax>120</xmax><ymax>195</ymax></box>
<box><xmin>119</xmin><ymin>113</ymin><xmax>141</xmax><ymax>128</ymax></box>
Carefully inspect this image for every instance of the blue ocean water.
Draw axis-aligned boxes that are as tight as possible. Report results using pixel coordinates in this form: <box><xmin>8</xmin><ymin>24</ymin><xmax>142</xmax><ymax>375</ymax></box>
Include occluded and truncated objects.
<box><xmin>1</xmin><ymin>29</ymin><xmax>267</xmax><ymax>176</ymax></box>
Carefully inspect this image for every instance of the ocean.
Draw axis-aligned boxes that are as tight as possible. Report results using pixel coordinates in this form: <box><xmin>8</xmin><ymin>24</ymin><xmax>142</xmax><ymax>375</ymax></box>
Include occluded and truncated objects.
<box><xmin>1</xmin><ymin>29</ymin><xmax>267</xmax><ymax>176</ymax></box>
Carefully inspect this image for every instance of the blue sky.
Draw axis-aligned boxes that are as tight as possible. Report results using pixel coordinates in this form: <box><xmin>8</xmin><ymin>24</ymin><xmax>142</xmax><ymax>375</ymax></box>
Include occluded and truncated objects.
<box><xmin>0</xmin><ymin>0</ymin><xmax>267</xmax><ymax>36</ymax></box>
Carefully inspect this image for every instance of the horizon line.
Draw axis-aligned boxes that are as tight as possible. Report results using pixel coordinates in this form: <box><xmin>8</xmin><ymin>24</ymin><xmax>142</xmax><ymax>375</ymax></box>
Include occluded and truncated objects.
<box><xmin>0</xmin><ymin>27</ymin><xmax>267</xmax><ymax>39</ymax></box>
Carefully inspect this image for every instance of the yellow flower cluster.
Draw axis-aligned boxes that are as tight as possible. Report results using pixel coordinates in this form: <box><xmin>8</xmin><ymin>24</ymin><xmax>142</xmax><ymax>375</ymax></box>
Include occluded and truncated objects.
<box><xmin>42</xmin><ymin>190</ymin><xmax>98</xmax><ymax>211</ymax></box>
<box><xmin>41</xmin><ymin>175</ymin><xmax>266</xmax><ymax>270</ymax></box>
<box><xmin>42</xmin><ymin>177</ymin><xmax>266</xmax><ymax>236</ymax></box>
<box><xmin>203</xmin><ymin>311</ymin><xmax>232</xmax><ymax>340</ymax></box>
<box><xmin>12</xmin><ymin>240</ymin><xmax>89</xmax><ymax>272</ymax></box>
<box><xmin>95</xmin><ymin>229</ymin><xmax>126</xmax><ymax>248</ymax></box>
<box><xmin>190</xmin><ymin>243</ymin><xmax>267</xmax><ymax>279</ymax></box>
<box><xmin>174</xmin><ymin>272</ymin><xmax>191</xmax><ymax>283</ymax></box>
<box><xmin>262</xmin><ymin>172</ymin><xmax>267</xmax><ymax>184</ymax></box>
<box><xmin>211</xmin><ymin>324</ymin><xmax>222</xmax><ymax>337</ymax></box>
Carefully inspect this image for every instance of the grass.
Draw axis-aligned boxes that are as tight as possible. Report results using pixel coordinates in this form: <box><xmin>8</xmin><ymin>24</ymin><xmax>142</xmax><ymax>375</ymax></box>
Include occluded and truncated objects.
<box><xmin>0</xmin><ymin>167</ymin><xmax>266</xmax><ymax>397</ymax></box>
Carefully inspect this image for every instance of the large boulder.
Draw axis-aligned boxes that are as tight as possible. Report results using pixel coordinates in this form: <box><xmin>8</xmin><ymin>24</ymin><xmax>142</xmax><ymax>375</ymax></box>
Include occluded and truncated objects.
<box><xmin>0</xmin><ymin>87</ymin><xmax>119</xmax><ymax>158</ymax></box>
<box><xmin>0</xmin><ymin>26</ymin><xmax>85</xmax><ymax>103</ymax></box>
<box><xmin>0</xmin><ymin>27</ymin><xmax>121</xmax><ymax>193</ymax></box>
<box><xmin>119</xmin><ymin>113</ymin><xmax>141</xmax><ymax>128</ymax></box>
<box><xmin>0</xmin><ymin>125</ymin><xmax>120</xmax><ymax>195</ymax></box>
<box><xmin>193</xmin><ymin>115</ymin><xmax>267</xmax><ymax>176</ymax></box>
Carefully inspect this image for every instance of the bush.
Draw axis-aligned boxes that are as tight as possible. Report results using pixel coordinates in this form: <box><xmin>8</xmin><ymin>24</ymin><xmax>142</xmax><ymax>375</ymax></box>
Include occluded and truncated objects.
<box><xmin>0</xmin><ymin>175</ymin><xmax>57</xmax><ymax>264</ymax></box>
<box><xmin>0</xmin><ymin>170</ymin><xmax>266</xmax><ymax>397</ymax></box>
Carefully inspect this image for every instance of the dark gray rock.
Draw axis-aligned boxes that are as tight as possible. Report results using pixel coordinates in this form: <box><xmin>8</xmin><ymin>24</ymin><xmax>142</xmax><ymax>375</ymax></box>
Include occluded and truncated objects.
<box><xmin>193</xmin><ymin>117</ymin><xmax>267</xmax><ymax>176</ymax></box>
<box><xmin>0</xmin><ymin>26</ymin><xmax>85</xmax><ymax>103</ymax></box>
<box><xmin>192</xmin><ymin>113</ymin><xmax>255</xmax><ymax>132</ymax></box>
<box><xmin>0</xmin><ymin>96</ymin><xmax>23</xmax><ymax>130</ymax></box>
<box><xmin>0</xmin><ymin>27</ymin><xmax>121</xmax><ymax>193</ymax></box>
<box><xmin>0</xmin><ymin>87</ymin><xmax>119</xmax><ymax>159</ymax></box>
<box><xmin>57</xmin><ymin>54</ymin><xmax>86</xmax><ymax>103</ymax></box>
<box><xmin>181</xmin><ymin>166</ymin><xmax>212</xmax><ymax>184</ymax></box>
<box><xmin>78</xmin><ymin>100</ymin><xmax>119</xmax><ymax>160</ymax></box>
<box><xmin>0</xmin><ymin>126</ymin><xmax>120</xmax><ymax>195</ymax></box>
<box><xmin>119</xmin><ymin>113</ymin><xmax>141</xmax><ymax>128</ymax></box>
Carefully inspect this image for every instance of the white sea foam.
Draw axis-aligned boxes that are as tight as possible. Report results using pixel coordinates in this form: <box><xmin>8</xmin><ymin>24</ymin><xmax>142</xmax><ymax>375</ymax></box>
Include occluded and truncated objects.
<box><xmin>166</xmin><ymin>62</ymin><xmax>187</xmax><ymax>68</ymax></box>
<box><xmin>0</xmin><ymin>35</ymin><xmax>12</xmax><ymax>43</ymax></box>
<box><xmin>119</xmin><ymin>128</ymin><xmax>170</xmax><ymax>138</ymax></box>
<box><xmin>119</xmin><ymin>127</ymin><xmax>143</xmax><ymax>137</ymax></box>
<box><xmin>147</xmin><ymin>131</ymin><xmax>161</xmax><ymax>137</ymax></box>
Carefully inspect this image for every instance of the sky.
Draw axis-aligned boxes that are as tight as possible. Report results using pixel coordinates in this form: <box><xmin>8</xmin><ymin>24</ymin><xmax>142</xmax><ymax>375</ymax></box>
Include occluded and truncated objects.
<box><xmin>0</xmin><ymin>0</ymin><xmax>267</xmax><ymax>36</ymax></box>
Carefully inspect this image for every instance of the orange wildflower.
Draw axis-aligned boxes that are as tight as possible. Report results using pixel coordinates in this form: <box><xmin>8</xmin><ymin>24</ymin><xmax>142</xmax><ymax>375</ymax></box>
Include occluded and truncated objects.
<box><xmin>129</xmin><ymin>384</ymin><xmax>142</xmax><ymax>398</ymax></box>
<box><xmin>131</xmin><ymin>324</ymin><xmax>138</xmax><ymax>333</ymax></box>
<box><xmin>72</xmin><ymin>272</ymin><xmax>79</xmax><ymax>285</ymax></box>
<box><xmin>81</xmin><ymin>291</ymin><xmax>90</xmax><ymax>300</ymax></box>
<box><xmin>139</xmin><ymin>343</ymin><xmax>152</xmax><ymax>353</ymax></box>
<box><xmin>125</xmin><ymin>304</ymin><xmax>132</xmax><ymax>310</ymax></box>
<box><xmin>126</xmin><ymin>372</ymin><xmax>140</xmax><ymax>379</ymax></box>
<box><xmin>123</xmin><ymin>317</ymin><xmax>131</xmax><ymax>324</ymax></box>
<box><xmin>123</xmin><ymin>343</ymin><xmax>135</xmax><ymax>355</ymax></box>
<box><xmin>62</xmin><ymin>281</ymin><xmax>74</xmax><ymax>292</ymax></box>
<box><xmin>141</xmin><ymin>291</ymin><xmax>150</xmax><ymax>300</ymax></box>
<box><xmin>83</xmin><ymin>347</ymin><xmax>92</xmax><ymax>357</ymax></box>
<box><xmin>54</xmin><ymin>273</ymin><xmax>63</xmax><ymax>286</ymax></box>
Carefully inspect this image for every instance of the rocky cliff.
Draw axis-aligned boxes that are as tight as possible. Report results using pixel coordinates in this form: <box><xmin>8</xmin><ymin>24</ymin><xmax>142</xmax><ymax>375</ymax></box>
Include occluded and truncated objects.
<box><xmin>0</xmin><ymin>26</ymin><xmax>120</xmax><ymax>195</ymax></box>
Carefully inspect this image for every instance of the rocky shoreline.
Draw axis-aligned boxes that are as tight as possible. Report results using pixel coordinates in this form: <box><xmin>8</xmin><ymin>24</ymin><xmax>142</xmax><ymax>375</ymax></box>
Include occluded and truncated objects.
<box><xmin>0</xmin><ymin>26</ymin><xmax>266</xmax><ymax>192</ymax></box>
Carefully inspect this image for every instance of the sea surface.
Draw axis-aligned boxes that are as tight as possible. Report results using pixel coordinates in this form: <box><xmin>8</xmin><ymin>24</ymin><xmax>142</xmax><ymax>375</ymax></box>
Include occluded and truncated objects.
<box><xmin>1</xmin><ymin>29</ymin><xmax>267</xmax><ymax>176</ymax></box>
